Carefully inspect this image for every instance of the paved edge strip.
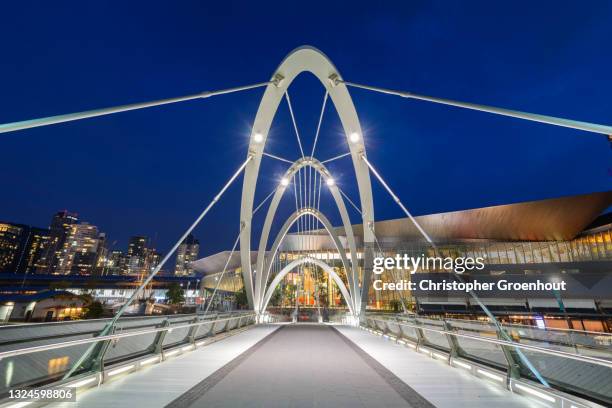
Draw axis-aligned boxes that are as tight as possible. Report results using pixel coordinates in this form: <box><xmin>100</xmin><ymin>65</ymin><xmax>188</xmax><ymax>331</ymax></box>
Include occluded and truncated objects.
<box><xmin>164</xmin><ymin>325</ymin><xmax>284</xmax><ymax>408</ymax></box>
<box><xmin>330</xmin><ymin>326</ymin><xmax>437</xmax><ymax>408</ymax></box>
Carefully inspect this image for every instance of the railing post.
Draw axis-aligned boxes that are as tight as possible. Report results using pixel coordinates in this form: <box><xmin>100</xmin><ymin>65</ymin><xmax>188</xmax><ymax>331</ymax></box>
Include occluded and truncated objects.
<box><xmin>498</xmin><ymin>331</ymin><xmax>521</xmax><ymax>382</ymax></box>
<box><xmin>91</xmin><ymin>325</ymin><xmax>117</xmax><ymax>374</ymax></box>
<box><xmin>151</xmin><ymin>319</ymin><xmax>170</xmax><ymax>355</ymax></box>
<box><xmin>186</xmin><ymin>316</ymin><xmax>200</xmax><ymax>344</ymax></box>
<box><xmin>443</xmin><ymin>320</ymin><xmax>462</xmax><ymax>359</ymax></box>
<box><xmin>207</xmin><ymin>320</ymin><xmax>217</xmax><ymax>337</ymax></box>
<box><xmin>414</xmin><ymin>320</ymin><xmax>426</xmax><ymax>348</ymax></box>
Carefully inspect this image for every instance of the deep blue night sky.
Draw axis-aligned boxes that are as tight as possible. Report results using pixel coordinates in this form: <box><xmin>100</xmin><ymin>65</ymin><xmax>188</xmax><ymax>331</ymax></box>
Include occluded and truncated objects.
<box><xmin>1</xmin><ymin>1</ymin><xmax>611</xmax><ymax>258</ymax></box>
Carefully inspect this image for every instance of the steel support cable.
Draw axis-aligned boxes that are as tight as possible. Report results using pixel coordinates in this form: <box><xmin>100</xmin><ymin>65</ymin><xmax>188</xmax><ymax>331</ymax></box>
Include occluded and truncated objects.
<box><xmin>343</xmin><ymin>81</ymin><xmax>612</xmax><ymax>137</ymax></box>
<box><xmin>333</xmin><ymin>185</ymin><xmax>360</xmax><ymax>313</ymax></box>
<box><xmin>321</xmin><ymin>152</ymin><xmax>352</xmax><ymax>164</ymax></box>
<box><xmin>337</xmin><ymin>186</ymin><xmax>363</xmax><ymax>216</ymax></box>
<box><xmin>253</xmin><ymin>187</ymin><xmax>280</xmax><ymax>215</ymax></box>
<box><xmin>262</xmin><ymin>152</ymin><xmax>294</xmax><ymax>164</ymax></box>
<box><xmin>204</xmin><ymin>226</ymin><xmax>244</xmax><ymax>315</ymax></box>
<box><xmin>311</xmin><ymin>91</ymin><xmax>329</xmax><ymax>157</ymax></box>
<box><xmin>360</xmin><ymin>154</ymin><xmax>550</xmax><ymax>387</ymax></box>
<box><xmin>367</xmin><ymin>224</ymin><xmax>408</xmax><ymax>314</ymax></box>
<box><xmin>0</xmin><ymin>82</ymin><xmax>270</xmax><ymax>134</ymax></box>
<box><xmin>285</xmin><ymin>91</ymin><xmax>305</xmax><ymax>159</ymax></box>
<box><xmin>65</xmin><ymin>154</ymin><xmax>253</xmax><ymax>379</ymax></box>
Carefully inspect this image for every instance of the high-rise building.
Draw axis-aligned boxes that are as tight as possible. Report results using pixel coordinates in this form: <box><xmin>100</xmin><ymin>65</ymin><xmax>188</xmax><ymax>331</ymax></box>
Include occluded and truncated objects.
<box><xmin>56</xmin><ymin>222</ymin><xmax>100</xmax><ymax>275</ymax></box>
<box><xmin>0</xmin><ymin>223</ymin><xmax>27</xmax><ymax>273</ymax></box>
<box><xmin>94</xmin><ymin>233</ymin><xmax>108</xmax><ymax>275</ymax></box>
<box><xmin>127</xmin><ymin>236</ymin><xmax>148</xmax><ymax>275</ymax></box>
<box><xmin>21</xmin><ymin>227</ymin><xmax>54</xmax><ymax>274</ymax></box>
<box><xmin>43</xmin><ymin>211</ymin><xmax>78</xmax><ymax>273</ymax></box>
<box><xmin>105</xmin><ymin>250</ymin><xmax>128</xmax><ymax>275</ymax></box>
<box><xmin>175</xmin><ymin>234</ymin><xmax>199</xmax><ymax>276</ymax></box>
<box><xmin>0</xmin><ymin>223</ymin><xmax>53</xmax><ymax>273</ymax></box>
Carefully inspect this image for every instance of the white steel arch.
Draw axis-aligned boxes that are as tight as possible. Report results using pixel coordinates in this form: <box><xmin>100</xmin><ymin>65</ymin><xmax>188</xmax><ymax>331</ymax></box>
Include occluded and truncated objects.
<box><xmin>261</xmin><ymin>256</ymin><xmax>355</xmax><ymax>316</ymax></box>
<box><xmin>240</xmin><ymin>46</ymin><xmax>375</xmax><ymax>314</ymax></box>
<box><xmin>253</xmin><ymin>157</ymin><xmax>359</xmax><ymax>313</ymax></box>
<box><xmin>258</xmin><ymin>207</ymin><xmax>357</xmax><ymax>313</ymax></box>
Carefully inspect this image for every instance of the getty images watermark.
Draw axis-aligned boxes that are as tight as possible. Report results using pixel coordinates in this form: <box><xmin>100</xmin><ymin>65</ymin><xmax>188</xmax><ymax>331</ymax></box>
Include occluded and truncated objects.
<box><xmin>372</xmin><ymin>254</ymin><xmax>567</xmax><ymax>292</ymax></box>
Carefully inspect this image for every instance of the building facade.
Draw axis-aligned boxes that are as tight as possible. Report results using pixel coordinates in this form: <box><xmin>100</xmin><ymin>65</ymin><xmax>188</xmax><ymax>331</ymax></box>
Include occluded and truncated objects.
<box><xmin>175</xmin><ymin>234</ymin><xmax>199</xmax><ymax>276</ymax></box>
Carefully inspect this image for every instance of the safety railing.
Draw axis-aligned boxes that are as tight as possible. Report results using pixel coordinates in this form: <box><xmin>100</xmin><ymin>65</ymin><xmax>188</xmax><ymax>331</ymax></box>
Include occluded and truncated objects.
<box><xmin>0</xmin><ymin>312</ymin><xmax>257</xmax><ymax>401</ymax></box>
<box><xmin>363</xmin><ymin>315</ymin><xmax>611</xmax><ymax>408</ymax></box>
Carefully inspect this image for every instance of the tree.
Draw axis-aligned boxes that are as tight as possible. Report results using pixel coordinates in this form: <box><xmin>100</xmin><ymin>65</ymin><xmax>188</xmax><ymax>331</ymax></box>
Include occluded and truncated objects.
<box><xmin>234</xmin><ymin>286</ymin><xmax>248</xmax><ymax>309</ymax></box>
<box><xmin>84</xmin><ymin>301</ymin><xmax>104</xmax><ymax>319</ymax></box>
<box><xmin>270</xmin><ymin>286</ymin><xmax>282</xmax><ymax>306</ymax></box>
<box><xmin>166</xmin><ymin>283</ymin><xmax>185</xmax><ymax>305</ymax></box>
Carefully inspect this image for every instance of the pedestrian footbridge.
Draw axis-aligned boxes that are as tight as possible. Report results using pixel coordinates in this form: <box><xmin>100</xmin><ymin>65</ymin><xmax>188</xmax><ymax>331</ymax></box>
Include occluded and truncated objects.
<box><xmin>0</xmin><ymin>313</ymin><xmax>609</xmax><ymax>408</ymax></box>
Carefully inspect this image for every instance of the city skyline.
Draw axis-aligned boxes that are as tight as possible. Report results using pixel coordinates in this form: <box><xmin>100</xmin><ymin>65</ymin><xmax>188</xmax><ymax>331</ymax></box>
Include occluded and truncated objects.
<box><xmin>0</xmin><ymin>2</ymin><xmax>611</xmax><ymax>259</ymax></box>
<box><xmin>0</xmin><ymin>209</ymin><xmax>200</xmax><ymax>276</ymax></box>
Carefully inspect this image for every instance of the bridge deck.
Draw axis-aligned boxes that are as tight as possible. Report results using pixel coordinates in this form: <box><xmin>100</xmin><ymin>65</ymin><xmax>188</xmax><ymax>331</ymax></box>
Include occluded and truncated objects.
<box><xmin>51</xmin><ymin>324</ymin><xmax>535</xmax><ymax>408</ymax></box>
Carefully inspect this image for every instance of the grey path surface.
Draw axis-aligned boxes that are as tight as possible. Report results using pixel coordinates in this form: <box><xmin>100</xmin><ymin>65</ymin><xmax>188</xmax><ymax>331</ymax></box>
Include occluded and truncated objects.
<box><xmin>169</xmin><ymin>324</ymin><xmax>429</xmax><ymax>408</ymax></box>
<box><xmin>336</xmin><ymin>326</ymin><xmax>536</xmax><ymax>408</ymax></box>
<box><xmin>49</xmin><ymin>325</ymin><xmax>279</xmax><ymax>408</ymax></box>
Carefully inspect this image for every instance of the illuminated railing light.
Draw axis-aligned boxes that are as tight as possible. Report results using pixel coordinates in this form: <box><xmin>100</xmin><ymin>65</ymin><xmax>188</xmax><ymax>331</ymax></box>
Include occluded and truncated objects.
<box><xmin>196</xmin><ymin>340</ymin><xmax>207</xmax><ymax>347</ymax></box>
<box><xmin>68</xmin><ymin>376</ymin><xmax>98</xmax><ymax>388</ymax></box>
<box><xmin>182</xmin><ymin>345</ymin><xmax>194</xmax><ymax>352</ymax></box>
<box><xmin>453</xmin><ymin>360</ymin><xmax>472</xmax><ymax>370</ymax></box>
<box><xmin>107</xmin><ymin>364</ymin><xmax>135</xmax><ymax>377</ymax></box>
<box><xmin>165</xmin><ymin>349</ymin><xmax>180</xmax><ymax>357</ymax></box>
<box><xmin>477</xmin><ymin>368</ymin><xmax>504</xmax><ymax>383</ymax></box>
<box><xmin>6</xmin><ymin>402</ymin><xmax>33</xmax><ymax>408</ymax></box>
<box><xmin>514</xmin><ymin>383</ymin><xmax>556</xmax><ymax>403</ymax></box>
<box><xmin>140</xmin><ymin>356</ymin><xmax>160</xmax><ymax>366</ymax></box>
<box><xmin>419</xmin><ymin>347</ymin><xmax>432</xmax><ymax>355</ymax></box>
<box><xmin>433</xmin><ymin>352</ymin><xmax>447</xmax><ymax>360</ymax></box>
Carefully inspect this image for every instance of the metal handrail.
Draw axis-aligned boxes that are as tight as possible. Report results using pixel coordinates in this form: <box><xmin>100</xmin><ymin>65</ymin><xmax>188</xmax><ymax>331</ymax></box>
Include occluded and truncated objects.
<box><xmin>367</xmin><ymin>317</ymin><xmax>612</xmax><ymax>369</ymax></box>
<box><xmin>0</xmin><ymin>314</ymin><xmax>255</xmax><ymax>360</ymax></box>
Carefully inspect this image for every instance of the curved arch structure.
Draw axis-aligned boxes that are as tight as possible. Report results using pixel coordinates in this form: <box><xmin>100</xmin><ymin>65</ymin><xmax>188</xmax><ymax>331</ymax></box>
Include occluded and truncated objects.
<box><xmin>240</xmin><ymin>46</ymin><xmax>375</xmax><ymax>316</ymax></box>
<box><xmin>253</xmin><ymin>158</ymin><xmax>359</xmax><ymax>313</ymax></box>
<box><xmin>261</xmin><ymin>256</ymin><xmax>355</xmax><ymax>316</ymax></box>
<box><xmin>259</xmin><ymin>207</ymin><xmax>357</xmax><ymax>313</ymax></box>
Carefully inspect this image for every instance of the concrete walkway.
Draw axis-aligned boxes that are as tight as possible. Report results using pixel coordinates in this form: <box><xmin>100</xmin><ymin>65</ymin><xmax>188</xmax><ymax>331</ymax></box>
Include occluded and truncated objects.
<box><xmin>336</xmin><ymin>326</ymin><xmax>535</xmax><ymax>408</ymax></box>
<box><xmin>50</xmin><ymin>325</ymin><xmax>279</xmax><ymax>408</ymax></box>
<box><xmin>50</xmin><ymin>324</ymin><xmax>538</xmax><ymax>408</ymax></box>
<box><xmin>167</xmin><ymin>324</ymin><xmax>430</xmax><ymax>408</ymax></box>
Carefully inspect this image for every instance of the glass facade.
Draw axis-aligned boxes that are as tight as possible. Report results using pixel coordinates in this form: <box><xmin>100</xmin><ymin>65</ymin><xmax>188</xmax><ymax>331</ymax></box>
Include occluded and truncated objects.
<box><xmin>201</xmin><ymin>224</ymin><xmax>612</xmax><ymax>320</ymax></box>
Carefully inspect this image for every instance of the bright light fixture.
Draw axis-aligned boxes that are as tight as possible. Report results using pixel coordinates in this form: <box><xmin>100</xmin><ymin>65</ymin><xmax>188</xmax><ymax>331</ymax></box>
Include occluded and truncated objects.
<box><xmin>140</xmin><ymin>356</ymin><xmax>160</xmax><ymax>366</ymax></box>
<box><xmin>253</xmin><ymin>132</ymin><xmax>263</xmax><ymax>143</ymax></box>
<box><xmin>514</xmin><ymin>384</ymin><xmax>556</xmax><ymax>403</ymax></box>
<box><xmin>6</xmin><ymin>402</ymin><xmax>33</xmax><ymax>408</ymax></box>
<box><xmin>326</xmin><ymin>178</ymin><xmax>335</xmax><ymax>186</ymax></box>
<box><xmin>68</xmin><ymin>376</ymin><xmax>97</xmax><ymax>388</ymax></box>
<box><xmin>349</xmin><ymin>132</ymin><xmax>360</xmax><ymax>143</ymax></box>
<box><xmin>107</xmin><ymin>365</ymin><xmax>134</xmax><ymax>377</ymax></box>
<box><xmin>281</xmin><ymin>177</ymin><xmax>289</xmax><ymax>186</ymax></box>
<box><xmin>453</xmin><ymin>360</ymin><xmax>472</xmax><ymax>370</ymax></box>
<box><xmin>433</xmin><ymin>352</ymin><xmax>447</xmax><ymax>360</ymax></box>
<box><xmin>477</xmin><ymin>368</ymin><xmax>504</xmax><ymax>382</ymax></box>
